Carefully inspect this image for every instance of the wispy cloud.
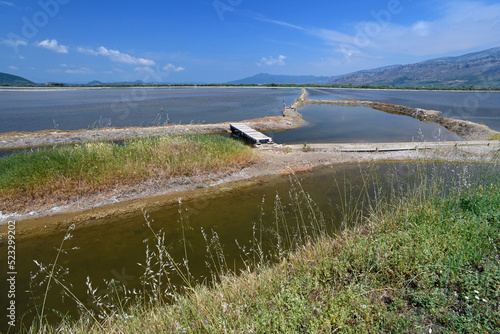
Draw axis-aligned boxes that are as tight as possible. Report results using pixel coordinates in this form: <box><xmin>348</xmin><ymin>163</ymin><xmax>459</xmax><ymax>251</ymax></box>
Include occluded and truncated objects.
<box><xmin>78</xmin><ymin>46</ymin><xmax>155</xmax><ymax>66</ymax></box>
<box><xmin>1</xmin><ymin>1</ymin><xmax>15</xmax><ymax>7</ymax></box>
<box><xmin>65</xmin><ymin>67</ymin><xmax>92</xmax><ymax>74</ymax></box>
<box><xmin>255</xmin><ymin>0</ymin><xmax>500</xmax><ymax>61</ymax></box>
<box><xmin>252</xmin><ymin>14</ymin><xmax>305</xmax><ymax>31</ymax></box>
<box><xmin>37</xmin><ymin>39</ymin><xmax>69</xmax><ymax>53</ymax></box>
<box><xmin>162</xmin><ymin>63</ymin><xmax>185</xmax><ymax>72</ymax></box>
<box><xmin>1</xmin><ymin>38</ymin><xmax>28</xmax><ymax>48</ymax></box>
<box><xmin>8</xmin><ymin>65</ymin><xmax>17</xmax><ymax>70</ymax></box>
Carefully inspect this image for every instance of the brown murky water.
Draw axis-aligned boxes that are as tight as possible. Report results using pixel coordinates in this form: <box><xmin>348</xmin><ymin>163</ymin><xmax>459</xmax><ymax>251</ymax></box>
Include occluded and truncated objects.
<box><xmin>0</xmin><ymin>162</ymin><xmax>497</xmax><ymax>331</ymax></box>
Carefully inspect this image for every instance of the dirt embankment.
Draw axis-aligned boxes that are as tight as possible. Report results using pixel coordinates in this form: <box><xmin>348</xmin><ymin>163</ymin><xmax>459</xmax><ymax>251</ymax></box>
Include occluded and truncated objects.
<box><xmin>0</xmin><ymin>115</ymin><xmax>306</xmax><ymax>151</ymax></box>
<box><xmin>305</xmin><ymin>99</ymin><xmax>499</xmax><ymax>141</ymax></box>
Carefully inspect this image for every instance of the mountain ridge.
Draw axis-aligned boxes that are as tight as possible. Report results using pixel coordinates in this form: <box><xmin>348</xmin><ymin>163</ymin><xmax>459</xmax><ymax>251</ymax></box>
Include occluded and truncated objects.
<box><xmin>0</xmin><ymin>72</ymin><xmax>35</xmax><ymax>86</ymax></box>
<box><xmin>328</xmin><ymin>46</ymin><xmax>500</xmax><ymax>88</ymax></box>
<box><xmin>227</xmin><ymin>73</ymin><xmax>334</xmax><ymax>85</ymax></box>
<box><xmin>229</xmin><ymin>47</ymin><xmax>500</xmax><ymax>88</ymax></box>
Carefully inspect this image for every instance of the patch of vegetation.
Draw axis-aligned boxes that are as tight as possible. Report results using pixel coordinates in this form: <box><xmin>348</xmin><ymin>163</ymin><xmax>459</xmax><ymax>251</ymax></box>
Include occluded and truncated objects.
<box><xmin>302</xmin><ymin>143</ymin><xmax>314</xmax><ymax>152</ymax></box>
<box><xmin>0</xmin><ymin>135</ymin><xmax>256</xmax><ymax>212</ymax></box>
<box><xmin>490</xmin><ymin>133</ymin><xmax>500</xmax><ymax>140</ymax></box>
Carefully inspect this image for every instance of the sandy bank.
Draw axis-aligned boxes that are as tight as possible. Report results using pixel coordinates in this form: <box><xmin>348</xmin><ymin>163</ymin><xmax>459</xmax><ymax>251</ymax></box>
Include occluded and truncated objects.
<box><xmin>0</xmin><ymin>115</ymin><xmax>306</xmax><ymax>151</ymax></box>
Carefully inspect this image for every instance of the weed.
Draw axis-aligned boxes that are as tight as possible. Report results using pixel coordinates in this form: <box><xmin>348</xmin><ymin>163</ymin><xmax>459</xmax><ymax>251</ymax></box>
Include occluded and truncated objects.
<box><xmin>301</xmin><ymin>143</ymin><xmax>314</xmax><ymax>152</ymax></box>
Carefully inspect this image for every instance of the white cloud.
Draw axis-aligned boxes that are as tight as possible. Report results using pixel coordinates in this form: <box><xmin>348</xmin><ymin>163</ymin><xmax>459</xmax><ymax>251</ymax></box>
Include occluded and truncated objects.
<box><xmin>162</xmin><ymin>63</ymin><xmax>185</xmax><ymax>72</ymax></box>
<box><xmin>257</xmin><ymin>55</ymin><xmax>286</xmax><ymax>66</ymax></box>
<box><xmin>37</xmin><ymin>39</ymin><xmax>69</xmax><ymax>53</ymax></box>
<box><xmin>1</xmin><ymin>1</ymin><xmax>15</xmax><ymax>7</ymax></box>
<box><xmin>65</xmin><ymin>67</ymin><xmax>91</xmax><ymax>74</ymax></box>
<box><xmin>78</xmin><ymin>46</ymin><xmax>155</xmax><ymax>66</ymax></box>
<box><xmin>8</xmin><ymin>65</ymin><xmax>18</xmax><ymax>70</ymax></box>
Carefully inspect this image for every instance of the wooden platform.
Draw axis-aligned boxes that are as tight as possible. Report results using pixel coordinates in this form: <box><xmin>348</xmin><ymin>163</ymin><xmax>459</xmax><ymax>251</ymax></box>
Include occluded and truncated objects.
<box><xmin>230</xmin><ymin>123</ymin><xmax>273</xmax><ymax>145</ymax></box>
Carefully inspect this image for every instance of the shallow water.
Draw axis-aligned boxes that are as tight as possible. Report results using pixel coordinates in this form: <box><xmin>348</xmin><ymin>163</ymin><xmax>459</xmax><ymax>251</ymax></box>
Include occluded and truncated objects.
<box><xmin>0</xmin><ymin>88</ymin><xmax>300</xmax><ymax>133</ymax></box>
<box><xmin>266</xmin><ymin>104</ymin><xmax>461</xmax><ymax>144</ymax></box>
<box><xmin>307</xmin><ymin>88</ymin><xmax>500</xmax><ymax>131</ymax></box>
<box><xmin>1</xmin><ymin>162</ymin><xmax>497</xmax><ymax>331</ymax></box>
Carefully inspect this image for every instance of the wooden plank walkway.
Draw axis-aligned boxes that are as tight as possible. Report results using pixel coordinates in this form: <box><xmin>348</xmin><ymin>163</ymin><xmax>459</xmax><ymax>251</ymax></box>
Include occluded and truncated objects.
<box><xmin>273</xmin><ymin>141</ymin><xmax>499</xmax><ymax>152</ymax></box>
<box><xmin>230</xmin><ymin>123</ymin><xmax>273</xmax><ymax>145</ymax></box>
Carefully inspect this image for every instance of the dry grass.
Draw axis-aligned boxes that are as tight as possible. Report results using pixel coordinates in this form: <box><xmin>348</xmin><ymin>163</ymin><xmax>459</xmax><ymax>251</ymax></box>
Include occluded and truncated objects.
<box><xmin>0</xmin><ymin>135</ymin><xmax>257</xmax><ymax>213</ymax></box>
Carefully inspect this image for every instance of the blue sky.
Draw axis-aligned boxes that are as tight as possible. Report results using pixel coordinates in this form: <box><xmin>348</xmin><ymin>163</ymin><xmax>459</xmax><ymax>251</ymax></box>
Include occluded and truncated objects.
<box><xmin>1</xmin><ymin>0</ymin><xmax>500</xmax><ymax>83</ymax></box>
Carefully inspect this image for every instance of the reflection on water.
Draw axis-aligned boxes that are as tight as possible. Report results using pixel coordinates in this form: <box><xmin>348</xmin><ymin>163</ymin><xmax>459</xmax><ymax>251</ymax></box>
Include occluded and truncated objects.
<box><xmin>267</xmin><ymin>104</ymin><xmax>461</xmax><ymax>144</ymax></box>
<box><xmin>1</xmin><ymin>162</ymin><xmax>497</xmax><ymax>331</ymax></box>
<box><xmin>307</xmin><ymin>88</ymin><xmax>500</xmax><ymax>131</ymax></box>
<box><xmin>0</xmin><ymin>88</ymin><xmax>300</xmax><ymax>133</ymax></box>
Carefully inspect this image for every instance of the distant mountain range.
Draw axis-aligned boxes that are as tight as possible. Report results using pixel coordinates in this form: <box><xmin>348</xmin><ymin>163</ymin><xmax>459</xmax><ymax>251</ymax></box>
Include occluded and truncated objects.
<box><xmin>2</xmin><ymin>47</ymin><xmax>500</xmax><ymax>88</ymax></box>
<box><xmin>0</xmin><ymin>72</ymin><xmax>35</xmax><ymax>86</ymax></box>
<box><xmin>327</xmin><ymin>47</ymin><xmax>500</xmax><ymax>88</ymax></box>
<box><xmin>227</xmin><ymin>73</ymin><xmax>333</xmax><ymax>85</ymax></box>
<box><xmin>230</xmin><ymin>47</ymin><xmax>500</xmax><ymax>88</ymax></box>
<box><xmin>86</xmin><ymin>80</ymin><xmax>148</xmax><ymax>86</ymax></box>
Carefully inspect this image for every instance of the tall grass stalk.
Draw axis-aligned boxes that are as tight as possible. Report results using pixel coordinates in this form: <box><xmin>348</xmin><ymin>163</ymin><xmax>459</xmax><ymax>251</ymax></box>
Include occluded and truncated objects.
<box><xmin>29</xmin><ymin>160</ymin><xmax>500</xmax><ymax>333</ymax></box>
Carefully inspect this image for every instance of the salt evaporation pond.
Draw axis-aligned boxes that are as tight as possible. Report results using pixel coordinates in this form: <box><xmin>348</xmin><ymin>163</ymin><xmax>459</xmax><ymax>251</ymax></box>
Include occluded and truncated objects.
<box><xmin>0</xmin><ymin>88</ymin><xmax>300</xmax><ymax>133</ymax></box>
<box><xmin>267</xmin><ymin>104</ymin><xmax>461</xmax><ymax>144</ymax></box>
<box><xmin>306</xmin><ymin>88</ymin><xmax>500</xmax><ymax>131</ymax></box>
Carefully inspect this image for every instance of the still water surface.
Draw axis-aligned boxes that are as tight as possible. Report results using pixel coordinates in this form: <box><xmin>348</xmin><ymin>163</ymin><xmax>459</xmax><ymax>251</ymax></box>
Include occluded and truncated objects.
<box><xmin>307</xmin><ymin>88</ymin><xmax>500</xmax><ymax>131</ymax></box>
<box><xmin>0</xmin><ymin>88</ymin><xmax>300</xmax><ymax>133</ymax></box>
<box><xmin>1</xmin><ymin>88</ymin><xmax>498</xmax><ymax>135</ymax></box>
<box><xmin>267</xmin><ymin>104</ymin><xmax>461</xmax><ymax>144</ymax></box>
<box><xmin>1</xmin><ymin>163</ymin><xmax>497</xmax><ymax>331</ymax></box>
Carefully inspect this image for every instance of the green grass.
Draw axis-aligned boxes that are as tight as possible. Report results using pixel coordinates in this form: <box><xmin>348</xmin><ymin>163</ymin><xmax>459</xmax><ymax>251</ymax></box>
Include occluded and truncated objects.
<box><xmin>36</xmin><ymin>164</ymin><xmax>500</xmax><ymax>333</ymax></box>
<box><xmin>0</xmin><ymin>135</ymin><xmax>256</xmax><ymax>211</ymax></box>
<box><xmin>491</xmin><ymin>133</ymin><xmax>500</xmax><ymax>140</ymax></box>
